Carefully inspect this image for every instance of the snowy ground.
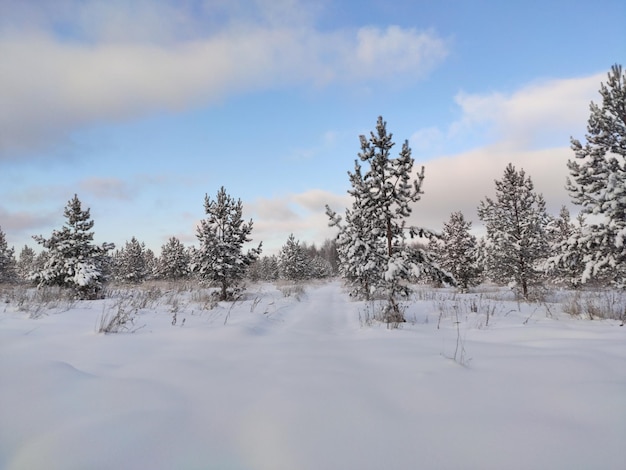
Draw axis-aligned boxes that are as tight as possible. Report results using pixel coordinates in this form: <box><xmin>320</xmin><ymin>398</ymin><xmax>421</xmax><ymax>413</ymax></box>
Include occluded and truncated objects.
<box><xmin>1</xmin><ymin>280</ymin><xmax>624</xmax><ymax>470</ymax></box>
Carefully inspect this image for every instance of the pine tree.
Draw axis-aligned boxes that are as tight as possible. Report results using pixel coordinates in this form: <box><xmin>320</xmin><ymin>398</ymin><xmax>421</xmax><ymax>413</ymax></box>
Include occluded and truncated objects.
<box><xmin>155</xmin><ymin>236</ymin><xmax>190</xmax><ymax>280</ymax></box>
<box><xmin>566</xmin><ymin>64</ymin><xmax>626</xmax><ymax>287</ymax></box>
<box><xmin>327</xmin><ymin>116</ymin><xmax>448</xmax><ymax>322</ymax></box>
<box><xmin>32</xmin><ymin>195</ymin><xmax>114</xmax><ymax>299</ymax></box>
<box><xmin>193</xmin><ymin>187</ymin><xmax>262</xmax><ymax>300</ymax></box>
<box><xmin>0</xmin><ymin>227</ymin><xmax>17</xmax><ymax>283</ymax></box>
<box><xmin>430</xmin><ymin>212</ymin><xmax>481</xmax><ymax>290</ymax></box>
<box><xmin>544</xmin><ymin>206</ymin><xmax>585</xmax><ymax>287</ymax></box>
<box><xmin>115</xmin><ymin>237</ymin><xmax>148</xmax><ymax>283</ymax></box>
<box><xmin>309</xmin><ymin>256</ymin><xmax>333</xmax><ymax>279</ymax></box>
<box><xmin>328</xmin><ymin>194</ymin><xmax>382</xmax><ymax>299</ymax></box>
<box><xmin>478</xmin><ymin>164</ymin><xmax>550</xmax><ymax>298</ymax></box>
<box><xmin>144</xmin><ymin>248</ymin><xmax>156</xmax><ymax>280</ymax></box>
<box><xmin>16</xmin><ymin>245</ymin><xmax>36</xmax><ymax>283</ymax></box>
<box><xmin>279</xmin><ymin>234</ymin><xmax>311</xmax><ymax>281</ymax></box>
<box><xmin>260</xmin><ymin>255</ymin><xmax>280</xmax><ymax>281</ymax></box>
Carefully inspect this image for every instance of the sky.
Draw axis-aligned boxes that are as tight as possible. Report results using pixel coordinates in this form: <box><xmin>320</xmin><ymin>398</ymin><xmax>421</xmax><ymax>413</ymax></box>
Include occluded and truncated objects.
<box><xmin>1</xmin><ymin>0</ymin><xmax>624</xmax><ymax>256</ymax></box>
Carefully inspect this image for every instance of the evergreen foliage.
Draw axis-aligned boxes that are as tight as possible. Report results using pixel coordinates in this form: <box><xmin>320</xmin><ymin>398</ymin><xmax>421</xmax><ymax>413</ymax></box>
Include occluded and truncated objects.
<box><xmin>144</xmin><ymin>248</ymin><xmax>156</xmax><ymax>280</ymax></box>
<box><xmin>0</xmin><ymin>227</ymin><xmax>17</xmax><ymax>283</ymax></box>
<box><xmin>327</xmin><ymin>116</ymin><xmax>448</xmax><ymax>322</ymax></box>
<box><xmin>309</xmin><ymin>256</ymin><xmax>333</xmax><ymax>279</ymax></box>
<box><xmin>478</xmin><ymin>164</ymin><xmax>550</xmax><ymax>298</ymax></box>
<box><xmin>430</xmin><ymin>212</ymin><xmax>481</xmax><ymax>290</ymax></box>
<box><xmin>193</xmin><ymin>187</ymin><xmax>261</xmax><ymax>300</ymax></box>
<box><xmin>544</xmin><ymin>206</ymin><xmax>586</xmax><ymax>287</ymax></box>
<box><xmin>114</xmin><ymin>237</ymin><xmax>148</xmax><ymax>283</ymax></box>
<box><xmin>565</xmin><ymin>64</ymin><xmax>626</xmax><ymax>287</ymax></box>
<box><xmin>250</xmin><ymin>255</ymin><xmax>280</xmax><ymax>282</ymax></box>
<box><xmin>32</xmin><ymin>195</ymin><xmax>114</xmax><ymax>299</ymax></box>
<box><xmin>16</xmin><ymin>245</ymin><xmax>36</xmax><ymax>283</ymax></box>
<box><xmin>155</xmin><ymin>237</ymin><xmax>190</xmax><ymax>280</ymax></box>
<box><xmin>279</xmin><ymin>234</ymin><xmax>311</xmax><ymax>281</ymax></box>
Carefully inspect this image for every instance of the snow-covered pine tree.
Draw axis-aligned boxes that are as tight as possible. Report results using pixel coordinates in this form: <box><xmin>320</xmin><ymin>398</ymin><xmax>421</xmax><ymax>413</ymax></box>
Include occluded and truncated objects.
<box><xmin>565</xmin><ymin>64</ymin><xmax>626</xmax><ymax>287</ymax></box>
<box><xmin>0</xmin><ymin>227</ymin><xmax>17</xmax><ymax>283</ymax></box>
<box><xmin>155</xmin><ymin>236</ymin><xmax>190</xmax><ymax>280</ymax></box>
<box><xmin>478</xmin><ymin>164</ymin><xmax>550</xmax><ymax>298</ymax></box>
<box><xmin>248</xmin><ymin>256</ymin><xmax>277</xmax><ymax>282</ymax></box>
<box><xmin>16</xmin><ymin>245</ymin><xmax>36</xmax><ymax>283</ymax></box>
<box><xmin>543</xmin><ymin>206</ymin><xmax>585</xmax><ymax>287</ymax></box>
<box><xmin>279</xmin><ymin>234</ymin><xmax>311</xmax><ymax>281</ymax></box>
<box><xmin>32</xmin><ymin>195</ymin><xmax>114</xmax><ymax>299</ymax></box>
<box><xmin>430</xmin><ymin>211</ymin><xmax>481</xmax><ymax>290</ymax></box>
<box><xmin>115</xmin><ymin>237</ymin><xmax>148</xmax><ymax>283</ymax></box>
<box><xmin>327</xmin><ymin>193</ymin><xmax>382</xmax><ymax>300</ymax></box>
<box><xmin>309</xmin><ymin>256</ymin><xmax>333</xmax><ymax>279</ymax></box>
<box><xmin>144</xmin><ymin>248</ymin><xmax>156</xmax><ymax>280</ymax></box>
<box><xmin>259</xmin><ymin>255</ymin><xmax>280</xmax><ymax>281</ymax></box>
<box><xmin>193</xmin><ymin>187</ymin><xmax>261</xmax><ymax>300</ymax></box>
<box><xmin>327</xmin><ymin>116</ymin><xmax>448</xmax><ymax>322</ymax></box>
<box><xmin>474</xmin><ymin>236</ymin><xmax>489</xmax><ymax>282</ymax></box>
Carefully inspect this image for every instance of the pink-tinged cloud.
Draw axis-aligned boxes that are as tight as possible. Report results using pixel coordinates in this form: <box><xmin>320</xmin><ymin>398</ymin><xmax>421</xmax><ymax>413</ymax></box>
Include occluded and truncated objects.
<box><xmin>0</xmin><ymin>208</ymin><xmax>57</xmax><ymax>241</ymax></box>
<box><xmin>79</xmin><ymin>177</ymin><xmax>136</xmax><ymax>200</ymax></box>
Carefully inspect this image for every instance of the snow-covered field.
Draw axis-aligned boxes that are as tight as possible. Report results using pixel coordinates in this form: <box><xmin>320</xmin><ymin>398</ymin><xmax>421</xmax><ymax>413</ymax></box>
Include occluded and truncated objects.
<box><xmin>1</xmin><ymin>280</ymin><xmax>624</xmax><ymax>470</ymax></box>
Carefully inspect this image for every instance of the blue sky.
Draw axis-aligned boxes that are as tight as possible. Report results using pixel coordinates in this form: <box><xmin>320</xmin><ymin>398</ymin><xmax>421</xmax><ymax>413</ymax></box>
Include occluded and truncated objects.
<box><xmin>1</xmin><ymin>0</ymin><xmax>624</xmax><ymax>256</ymax></box>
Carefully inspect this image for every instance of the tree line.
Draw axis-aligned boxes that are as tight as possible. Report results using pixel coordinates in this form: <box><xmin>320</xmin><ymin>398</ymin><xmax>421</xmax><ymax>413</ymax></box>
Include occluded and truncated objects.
<box><xmin>0</xmin><ymin>64</ymin><xmax>624</xmax><ymax>314</ymax></box>
<box><xmin>0</xmin><ymin>191</ymin><xmax>339</xmax><ymax>300</ymax></box>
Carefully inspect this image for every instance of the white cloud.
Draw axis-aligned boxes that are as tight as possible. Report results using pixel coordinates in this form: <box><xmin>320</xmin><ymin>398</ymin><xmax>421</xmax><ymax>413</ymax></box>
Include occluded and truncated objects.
<box><xmin>247</xmin><ymin>190</ymin><xmax>350</xmax><ymax>254</ymax></box>
<box><xmin>411</xmin><ymin>145</ymin><xmax>574</xmax><ymax>234</ymax></box>
<box><xmin>244</xmin><ymin>66</ymin><xmax>599</xmax><ymax>249</ymax></box>
<box><xmin>351</xmin><ymin>26</ymin><xmax>448</xmax><ymax>80</ymax></box>
<box><xmin>0</xmin><ymin>2</ymin><xmax>448</xmax><ymax>158</ymax></box>
<box><xmin>450</xmin><ymin>74</ymin><xmax>602</xmax><ymax>148</ymax></box>
<box><xmin>406</xmin><ymin>72</ymin><xmax>604</xmax><ymax>232</ymax></box>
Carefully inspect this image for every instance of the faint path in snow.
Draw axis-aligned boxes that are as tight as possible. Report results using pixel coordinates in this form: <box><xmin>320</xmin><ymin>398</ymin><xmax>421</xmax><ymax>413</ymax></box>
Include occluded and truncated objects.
<box><xmin>273</xmin><ymin>280</ymin><xmax>361</xmax><ymax>337</ymax></box>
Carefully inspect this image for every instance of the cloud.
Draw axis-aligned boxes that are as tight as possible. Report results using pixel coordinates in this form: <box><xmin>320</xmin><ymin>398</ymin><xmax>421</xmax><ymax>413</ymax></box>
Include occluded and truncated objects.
<box><xmin>0</xmin><ymin>207</ymin><xmax>57</xmax><ymax>241</ymax></box>
<box><xmin>79</xmin><ymin>177</ymin><xmax>136</xmax><ymax>200</ymax></box>
<box><xmin>410</xmin><ymin>145</ymin><xmax>574</xmax><ymax>234</ymax></box>
<box><xmin>352</xmin><ymin>26</ymin><xmax>447</xmax><ymax>80</ymax></box>
<box><xmin>406</xmin><ymin>72</ymin><xmax>605</xmax><ymax>233</ymax></box>
<box><xmin>246</xmin><ymin>190</ymin><xmax>350</xmax><ymax>254</ymax></box>
<box><xmin>0</xmin><ymin>1</ymin><xmax>448</xmax><ymax>159</ymax></box>
<box><xmin>450</xmin><ymin>74</ymin><xmax>602</xmax><ymax>148</ymax></box>
<box><xmin>244</xmin><ymin>67</ymin><xmax>596</xmax><ymax>251</ymax></box>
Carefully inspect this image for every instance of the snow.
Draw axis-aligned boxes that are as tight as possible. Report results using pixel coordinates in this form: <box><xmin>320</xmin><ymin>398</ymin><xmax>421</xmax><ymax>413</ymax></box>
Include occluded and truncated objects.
<box><xmin>1</xmin><ymin>281</ymin><xmax>625</xmax><ymax>470</ymax></box>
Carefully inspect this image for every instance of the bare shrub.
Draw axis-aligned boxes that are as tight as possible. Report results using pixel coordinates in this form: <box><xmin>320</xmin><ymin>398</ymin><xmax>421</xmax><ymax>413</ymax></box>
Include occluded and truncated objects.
<box><xmin>1</xmin><ymin>285</ymin><xmax>78</xmax><ymax>318</ymax></box>
<box><xmin>190</xmin><ymin>288</ymin><xmax>222</xmax><ymax>310</ymax></box>
<box><xmin>562</xmin><ymin>290</ymin><xmax>626</xmax><ymax>321</ymax></box>
<box><xmin>97</xmin><ymin>303</ymin><xmax>142</xmax><ymax>334</ymax></box>
<box><xmin>435</xmin><ymin>299</ymin><xmax>471</xmax><ymax>366</ymax></box>
<box><xmin>358</xmin><ymin>300</ymin><xmax>405</xmax><ymax>329</ymax></box>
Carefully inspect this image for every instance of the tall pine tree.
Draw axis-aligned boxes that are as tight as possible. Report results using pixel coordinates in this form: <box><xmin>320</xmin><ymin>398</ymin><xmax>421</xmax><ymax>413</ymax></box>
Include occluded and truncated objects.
<box><xmin>193</xmin><ymin>187</ymin><xmax>261</xmax><ymax>300</ymax></box>
<box><xmin>32</xmin><ymin>195</ymin><xmax>114</xmax><ymax>299</ymax></box>
<box><xmin>565</xmin><ymin>64</ymin><xmax>626</xmax><ymax>287</ymax></box>
<box><xmin>327</xmin><ymin>116</ymin><xmax>447</xmax><ymax>322</ymax></box>
<box><xmin>478</xmin><ymin>164</ymin><xmax>549</xmax><ymax>298</ymax></box>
